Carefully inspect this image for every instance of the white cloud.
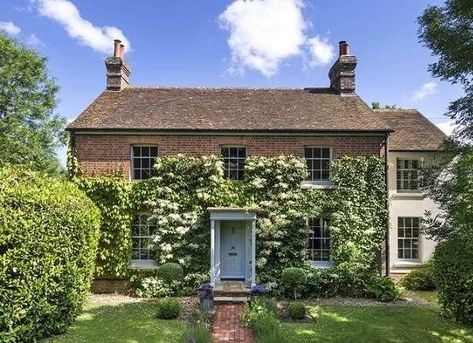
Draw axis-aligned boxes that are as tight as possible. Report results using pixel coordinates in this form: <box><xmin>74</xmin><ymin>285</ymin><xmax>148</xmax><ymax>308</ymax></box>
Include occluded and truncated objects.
<box><xmin>306</xmin><ymin>35</ymin><xmax>335</xmax><ymax>67</ymax></box>
<box><xmin>219</xmin><ymin>0</ymin><xmax>334</xmax><ymax>77</ymax></box>
<box><xmin>0</xmin><ymin>21</ymin><xmax>21</xmax><ymax>36</ymax></box>
<box><xmin>411</xmin><ymin>82</ymin><xmax>437</xmax><ymax>101</ymax></box>
<box><xmin>35</xmin><ymin>0</ymin><xmax>130</xmax><ymax>54</ymax></box>
<box><xmin>436</xmin><ymin>120</ymin><xmax>455</xmax><ymax>136</ymax></box>
<box><xmin>26</xmin><ymin>33</ymin><xmax>43</xmax><ymax>47</ymax></box>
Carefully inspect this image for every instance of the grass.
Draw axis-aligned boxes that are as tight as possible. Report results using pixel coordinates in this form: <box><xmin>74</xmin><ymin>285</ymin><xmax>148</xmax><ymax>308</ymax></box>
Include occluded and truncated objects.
<box><xmin>283</xmin><ymin>304</ymin><xmax>473</xmax><ymax>343</ymax></box>
<box><xmin>43</xmin><ymin>299</ymin><xmax>186</xmax><ymax>343</ymax></box>
<box><xmin>405</xmin><ymin>290</ymin><xmax>439</xmax><ymax>305</ymax></box>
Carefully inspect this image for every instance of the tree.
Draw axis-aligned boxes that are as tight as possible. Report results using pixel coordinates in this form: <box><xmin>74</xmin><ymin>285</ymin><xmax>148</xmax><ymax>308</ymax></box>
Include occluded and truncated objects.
<box><xmin>0</xmin><ymin>33</ymin><xmax>65</xmax><ymax>174</ymax></box>
<box><xmin>371</xmin><ymin>102</ymin><xmax>397</xmax><ymax>110</ymax></box>
<box><xmin>418</xmin><ymin>0</ymin><xmax>473</xmax><ymax>324</ymax></box>
<box><xmin>418</xmin><ymin>0</ymin><xmax>473</xmax><ymax>141</ymax></box>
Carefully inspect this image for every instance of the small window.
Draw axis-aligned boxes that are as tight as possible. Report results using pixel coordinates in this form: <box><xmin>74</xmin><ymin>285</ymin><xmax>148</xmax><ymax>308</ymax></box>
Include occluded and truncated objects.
<box><xmin>221</xmin><ymin>146</ymin><xmax>246</xmax><ymax>180</ymax></box>
<box><xmin>131</xmin><ymin>146</ymin><xmax>158</xmax><ymax>180</ymax></box>
<box><xmin>305</xmin><ymin>147</ymin><xmax>331</xmax><ymax>182</ymax></box>
<box><xmin>398</xmin><ymin>217</ymin><xmax>420</xmax><ymax>260</ymax></box>
<box><xmin>397</xmin><ymin>159</ymin><xmax>419</xmax><ymax>192</ymax></box>
<box><xmin>307</xmin><ymin>218</ymin><xmax>331</xmax><ymax>262</ymax></box>
<box><xmin>131</xmin><ymin>214</ymin><xmax>157</xmax><ymax>261</ymax></box>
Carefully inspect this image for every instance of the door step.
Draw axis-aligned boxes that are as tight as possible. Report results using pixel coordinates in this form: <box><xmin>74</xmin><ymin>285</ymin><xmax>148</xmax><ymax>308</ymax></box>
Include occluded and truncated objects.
<box><xmin>214</xmin><ymin>296</ymin><xmax>250</xmax><ymax>303</ymax></box>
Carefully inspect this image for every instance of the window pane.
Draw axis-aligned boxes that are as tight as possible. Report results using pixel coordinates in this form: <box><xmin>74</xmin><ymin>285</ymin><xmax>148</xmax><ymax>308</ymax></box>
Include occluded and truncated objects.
<box><xmin>133</xmin><ymin>147</ymin><xmax>140</xmax><ymax>156</ymax></box>
<box><xmin>321</xmin><ymin>170</ymin><xmax>330</xmax><ymax>180</ymax></box>
<box><xmin>305</xmin><ymin>148</ymin><xmax>312</xmax><ymax>158</ymax></box>
<box><xmin>322</xmin><ymin>148</ymin><xmax>330</xmax><ymax>158</ymax></box>
<box><xmin>150</xmin><ymin>147</ymin><xmax>158</xmax><ymax>157</ymax></box>
<box><xmin>313</xmin><ymin>149</ymin><xmax>321</xmax><ymax>158</ymax></box>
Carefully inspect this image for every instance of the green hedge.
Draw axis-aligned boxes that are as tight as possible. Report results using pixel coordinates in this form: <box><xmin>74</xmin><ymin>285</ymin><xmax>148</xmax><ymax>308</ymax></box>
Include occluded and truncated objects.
<box><xmin>0</xmin><ymin>168</ymin><xmax>100</xmax><ymax>342</ymax></box>
<box><xmin>433</xmin><ymin>234</ymin><xmax>473</xmax><ymax>324</ymax></box>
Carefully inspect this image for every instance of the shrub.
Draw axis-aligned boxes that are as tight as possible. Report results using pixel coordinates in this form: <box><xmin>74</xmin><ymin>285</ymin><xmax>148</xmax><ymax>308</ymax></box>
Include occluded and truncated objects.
<box><xmin>180</xmin><ymin>322</ymin><xmax>212</xmax><ymax>343</ymax></box>
<box><xmin>0</xmin><ymin>168</ymin><xmax>100</xmax><ymax>342</ymax></box>
<box><xmin>281</xmin><ymin>267</ymin><xmax>307</xmax><ymax>299</ymax></box>
<box><xmin>134</xmin><ymin>276</ymin><xmax>180</xmax><ymax>298</ymax></box>
<box><xmin>366</xmin><ymin>276</ymin><xmax>401</xmax><ymax>302</ymax></box>
<box><xmin>302</xmin><ymin>266</ymin><xmax>339</xmax><ymax>298</ymax></box>
<box><xmin>156</xmin><ymin>262</ymin><xmax>184</xmax><ymax>283</ymax></box>
<box><xmin>156</xmin><ymin>298</ymin><xmax>181</xmax><ymax>319</ymax></box>
<box><xmin>433</xmin><ymin>235</ymin><xmax>473</xmax><ymax>324</ymax></box>
<box><xmin>288</xmin><ymin>302</ymin><xmax>306</xmax><ymax>319</ymax></box>
<box><xmin>400</xmin><ymin>269</ymin><xmax>436</xmax><ymax>291</ymax></box>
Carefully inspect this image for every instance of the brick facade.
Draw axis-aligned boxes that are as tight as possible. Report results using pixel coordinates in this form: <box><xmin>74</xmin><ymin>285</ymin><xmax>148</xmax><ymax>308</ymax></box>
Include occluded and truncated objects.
<box><xmin>74</xmin><ymin>134</ymin><xmax>385</xmax><ymax>178</ymax></box>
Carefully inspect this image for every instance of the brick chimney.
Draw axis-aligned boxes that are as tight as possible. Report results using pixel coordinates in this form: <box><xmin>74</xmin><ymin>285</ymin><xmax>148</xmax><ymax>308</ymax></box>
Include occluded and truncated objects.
<box><xmin>328</xmin><ymin>41</ymin><xmax>357</xmax><ymax>95</ymax></box>
<box><xmin>105</xmin><ymin>39</ymin><xmax>131</xmax><ymax>91</ymax></box>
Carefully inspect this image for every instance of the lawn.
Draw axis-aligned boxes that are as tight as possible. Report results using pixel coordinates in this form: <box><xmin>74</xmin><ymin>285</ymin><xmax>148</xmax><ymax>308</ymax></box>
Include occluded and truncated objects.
<box><xmin>43</xmin><ymin>298</ymin><xmax>186</xmax><ymax>343</ymax></box>
<box><xmin>284</xmin><ymin>304</ymin><xmax>473</xmax><ymax>343</ymax></box>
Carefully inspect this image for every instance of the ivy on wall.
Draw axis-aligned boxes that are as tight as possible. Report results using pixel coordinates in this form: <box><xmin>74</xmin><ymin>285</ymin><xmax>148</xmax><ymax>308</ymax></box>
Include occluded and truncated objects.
<box><xmin>72</xmin><ymin>153</ymin><xmax>388</xmax><ymax>293</ymax></box>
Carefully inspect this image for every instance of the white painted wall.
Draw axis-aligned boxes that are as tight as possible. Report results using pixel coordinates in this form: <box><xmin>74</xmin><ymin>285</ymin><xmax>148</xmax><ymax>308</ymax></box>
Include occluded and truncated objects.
<box><xmin>388</xmin><ymin>151</ymin><xmax>443</xmax><ymax>274</ymax></box>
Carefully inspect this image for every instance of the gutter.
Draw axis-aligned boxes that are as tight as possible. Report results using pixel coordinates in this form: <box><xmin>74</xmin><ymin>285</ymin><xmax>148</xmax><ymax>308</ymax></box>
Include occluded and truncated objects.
<box><xmin>66</xmin><ymin>127</ymin><xmax>394</xmax><ymax>137</ymax></box>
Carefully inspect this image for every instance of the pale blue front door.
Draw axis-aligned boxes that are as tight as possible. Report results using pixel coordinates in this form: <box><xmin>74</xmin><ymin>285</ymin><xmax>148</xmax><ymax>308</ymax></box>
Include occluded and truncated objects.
<box><xmin>220</xmin><ymin>221</ymin><xmax>246</xmax><ymax>279</ymax></box>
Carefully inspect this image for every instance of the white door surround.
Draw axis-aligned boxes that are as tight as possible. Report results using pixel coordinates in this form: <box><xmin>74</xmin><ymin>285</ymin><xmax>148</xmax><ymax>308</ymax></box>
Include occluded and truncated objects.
<box><xmin>209</xmin><ymin>208</ymin><xmax>256</xmax><ymax>287</ymax></box>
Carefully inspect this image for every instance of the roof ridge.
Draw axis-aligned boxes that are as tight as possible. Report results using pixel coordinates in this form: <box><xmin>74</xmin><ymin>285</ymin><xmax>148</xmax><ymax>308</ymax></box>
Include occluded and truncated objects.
<box><xmin>124</xmin><ymin>86</ymin><xmax>333</xmax><ymax>91</ymax></box>
<box><xmin>373</xmin><ymin>108</ymin><xmax>418</xmax><ymax>112</ymax></box>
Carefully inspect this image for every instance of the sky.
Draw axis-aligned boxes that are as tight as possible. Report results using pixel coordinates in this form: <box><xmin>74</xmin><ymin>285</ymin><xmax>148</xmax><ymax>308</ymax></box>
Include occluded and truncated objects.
<box><xmin>0</xmin><ymin>0</ymin><xmax>462</xmax><ymax>163</ymax></box>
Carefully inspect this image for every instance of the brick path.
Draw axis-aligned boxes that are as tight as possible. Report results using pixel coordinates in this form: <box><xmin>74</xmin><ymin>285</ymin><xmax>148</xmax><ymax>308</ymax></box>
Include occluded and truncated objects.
<box><xmin>213</xmin><ymin>303</ymin><xmax>253</xmax><ymax>343</ymax></box>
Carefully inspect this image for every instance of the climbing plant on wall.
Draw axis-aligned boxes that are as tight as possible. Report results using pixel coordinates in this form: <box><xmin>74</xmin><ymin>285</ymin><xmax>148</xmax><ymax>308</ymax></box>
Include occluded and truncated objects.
<box><xmin>73</xmin><ymin>154</ymin><xmax>388</xmax><ymax>294</ymax></box>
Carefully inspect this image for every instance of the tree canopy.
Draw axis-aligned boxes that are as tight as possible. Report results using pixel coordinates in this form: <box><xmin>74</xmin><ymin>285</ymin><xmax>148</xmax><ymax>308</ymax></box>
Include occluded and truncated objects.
<box><xmin>0</xmin><ymin>33</ymin><xmax>65</xmax><ymax>174</ymax></box>
<box><xmin>418</xmin><ymin>0</ymin><xmax>473</xmax><ymax>141</ymax></box>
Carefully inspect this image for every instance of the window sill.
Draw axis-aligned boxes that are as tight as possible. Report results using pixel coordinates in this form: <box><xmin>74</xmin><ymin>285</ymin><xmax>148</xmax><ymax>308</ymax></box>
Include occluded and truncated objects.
<box><xmin>301</xmin><ymin>181</ymin><xmax>334</xmax><ymax>190</ymax></box>
<box><xmin>391</xmin><ymin>192</ymin><xmax>424</xmax><ymax>200</ymax></box>
<box><xmin>393</xmin><ymin>261</ymin><xmax>423</xmax><ymax>268</ymax></box>
<box><xmin>129</xmin><ymin>260</ymin><xmax>158</xmax><ymax>270</ymax></box>
<box><xmin>306</xmin><ymin>260</ymin><xmax>333</xmax><ymax>269</ymax></box>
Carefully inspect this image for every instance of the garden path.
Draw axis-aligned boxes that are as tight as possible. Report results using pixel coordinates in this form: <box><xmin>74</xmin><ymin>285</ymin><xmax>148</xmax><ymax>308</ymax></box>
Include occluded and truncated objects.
<box><xmin>212</xmin><ymin>303</ymin><xmax>253</xmax><ymax>343</ymax></box>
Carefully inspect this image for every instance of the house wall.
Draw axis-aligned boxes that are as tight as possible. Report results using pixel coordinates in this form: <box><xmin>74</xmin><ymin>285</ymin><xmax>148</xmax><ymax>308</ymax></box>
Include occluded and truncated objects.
<box><xmin>74</xmin><ymin>134</ymin><xmax>385</xmax><ymax>178</ymax></box>
<box><xmin>387</xmin><ymin>151</ymin><xmax>443</xmax><ymax>274</ymax></box>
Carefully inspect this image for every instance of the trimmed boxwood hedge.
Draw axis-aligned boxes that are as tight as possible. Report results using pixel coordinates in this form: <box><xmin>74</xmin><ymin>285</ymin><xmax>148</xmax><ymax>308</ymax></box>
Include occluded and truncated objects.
<box><xmin>0</xmin><ymin>168</ymin><xmax>101</xmax><ymax>342</ymax></box>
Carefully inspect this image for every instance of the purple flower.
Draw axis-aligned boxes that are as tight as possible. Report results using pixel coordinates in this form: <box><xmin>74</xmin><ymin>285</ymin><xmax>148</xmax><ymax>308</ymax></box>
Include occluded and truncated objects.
<box><xmin>197</xmin><ymin>283</ymin><xmax>213</xmax><ymax>300</ymax></box>
<box><xmin>251</xmin><ymin>284</ymin><xmax>269</xmax><ymax>296</ymax></box>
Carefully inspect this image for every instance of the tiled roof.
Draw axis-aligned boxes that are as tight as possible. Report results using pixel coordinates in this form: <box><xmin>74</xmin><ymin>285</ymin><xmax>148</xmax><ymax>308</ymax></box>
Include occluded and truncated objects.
<box><xmin>67</xmin><ymin>87</ymin><xmax>391</xmax><ymax>132</ymax></box>
<box><xmin>377</xmin><ymin>109</ymin><xmax>447</xmax><ymax>151</ymax></box>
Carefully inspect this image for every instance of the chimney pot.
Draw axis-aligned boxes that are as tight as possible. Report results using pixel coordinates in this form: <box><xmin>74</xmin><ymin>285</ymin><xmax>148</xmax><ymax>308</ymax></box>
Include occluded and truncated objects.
<box><xmin>339</xmin><ymin>41</ymin><xmax>349</xmax><ymax>56</ymax></box>
<box><xmin>120</xmin><ymin>44</ymin><xmax>125</xmax><ymax>59</ymax></box>
<box><xmin>113</xmin><ymin>39</ymin><xmax>121</xmax><ymax>58</ymax></box>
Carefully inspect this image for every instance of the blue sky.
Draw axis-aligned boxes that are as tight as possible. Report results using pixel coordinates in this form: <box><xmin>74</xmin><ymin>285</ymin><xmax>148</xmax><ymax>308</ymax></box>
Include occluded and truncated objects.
<box><xmin>0</xmin><ymin>0</ymin><xmax>462</xmax><ymax>163</ymax></box>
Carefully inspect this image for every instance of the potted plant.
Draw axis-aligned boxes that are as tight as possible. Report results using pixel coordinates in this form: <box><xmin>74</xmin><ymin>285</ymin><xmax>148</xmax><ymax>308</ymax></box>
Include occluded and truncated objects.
<box><xmin>197</xmin><ymin>283</ymin><xmax>213</xmax><ymax>312</ymax></box>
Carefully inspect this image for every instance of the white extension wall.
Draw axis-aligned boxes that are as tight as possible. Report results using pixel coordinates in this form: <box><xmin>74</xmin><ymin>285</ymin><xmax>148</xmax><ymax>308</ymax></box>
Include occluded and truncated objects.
<box><xmin>387</xmin><ymin>151</ymin><xmax>442</xmax><ymax>275</ymax></box>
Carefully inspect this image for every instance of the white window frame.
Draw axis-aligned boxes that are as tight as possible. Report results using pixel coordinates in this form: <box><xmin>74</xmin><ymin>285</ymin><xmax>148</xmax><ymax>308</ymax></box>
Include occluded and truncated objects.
<box><xmin>130</xmin><ymin>145</ymin><xmax>158</xmax><ymax>181</ymax></box>
<box><xmin>130</xmin><ymin>213</ymin><xmax>158</xmax><ymax>269</ymax></box>
<box><xmin>304</xmin><ymin>147</ymin><xmax>332</xmax><ymax>185</ymax></box>
<box><xmin>396</xmin><ymin>158</ymin><xmax>420</xmax><ymax>193</ymax></box>
<box><xmin>397</xmin><ymin>217</ymin><xmax>421</xmax><ymax>261</ymax></box>
<box><xmin>306</xmin><ymin>217</ymin><xmax>332</xmax><ymax>268</ymax></box>
<box><xmin>221</xmin><ymin>145</ymin><xmax>247</xmax><ymax>181</ymax></box>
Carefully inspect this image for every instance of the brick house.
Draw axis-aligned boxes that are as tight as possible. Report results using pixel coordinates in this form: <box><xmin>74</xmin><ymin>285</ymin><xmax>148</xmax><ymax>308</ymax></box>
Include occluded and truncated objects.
<box><xmin>67</xmin><ymin>40</ymin><xmax>445</xmax><ymax>285</ymax></box>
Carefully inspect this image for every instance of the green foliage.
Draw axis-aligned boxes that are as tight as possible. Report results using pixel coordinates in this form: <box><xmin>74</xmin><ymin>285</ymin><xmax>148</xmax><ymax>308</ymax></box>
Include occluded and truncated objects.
<box><xmin>156</xmin><ymin>263</ymin><xmax>184</xmax><ymax>283</ymax></box>
<box><xmin>80</xmin><ymin>154</ymin><xmax>387</xmax><ymax>298</ymax></box>
<box><xmin>242</xmin><ymin>297</ymin><xmax>285</xmax><ymax>342</ymax></box>
<box><xmin>301</xmin><ymin>266</ymin><xmax>339</xmax><ymax>298</ymax></box>
<box><xmin>433</xmin><ymin>234</ymin><xmax>473</xmax><ymax>324</ymax></box>
<box><xmin>134</xmin><ymin>276</ymin><xmax>181</xmax><ymax>298</ymax></box>
<box><xmin>0</xmin><ymin>33</ymin><xmax>65</xmax><ymax>175</ymax></box>
<box><xmin>330</xmin><ymin>156</ymin><xmax>388</xmax><ymax>273</ymax></box>
<box><xmin>401</xmin><ymin>269</ymin><xmax>436</xmax><ymax>291</ymax></box>
<box><xmin>281</xmin><ymin>267</ymin><xmax>307</xmax><ymax>300</ymax></box>
<box><xmin>156</xmin><ymin>298</ymin><xmax>181</xmax><ymax>319</ymax></box>
<box><xmin>371</xmin><ymin>102</ymin><xmax>397</xmax><ymax>110</ymax></box>
<box><xmin>76</xmin><ymin>175</ymin><xmax>133</xmax><ymax>278</ymax></box>
<box><xmin>288</xmin><ymin>303</ymin><xmax>306</xmax><ymax>319</ymax></box>
<box><xmin>418</xmin><ymin>0</ymin><xmax>473</xmax><ymax>141</ymax></box>
<box><xmin>0</xmin><ymin>167</ymin><xmax>100</xmax><ymax>342</ymax></box>
<box><xmin>365</xmin><ymin>276</ymin><xmax>401</xmax><ymax>302</ymax></box>
<box><xmin>180</xmin><ymin>322</ymin><xmax>212</xmax><ymax>343</ymax></box>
